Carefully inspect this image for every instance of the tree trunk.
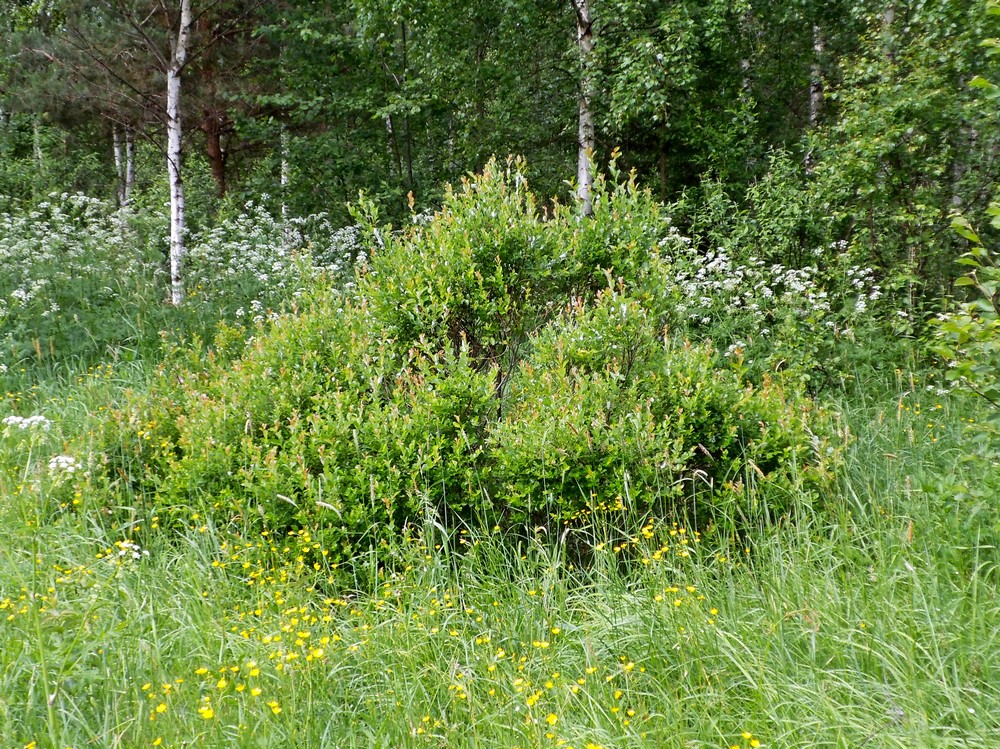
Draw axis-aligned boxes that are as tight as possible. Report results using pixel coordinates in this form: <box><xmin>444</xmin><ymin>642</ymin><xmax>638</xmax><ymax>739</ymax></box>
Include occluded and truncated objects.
<box><xmin>572</xmin><ymin>0</ymin><xmax>595</xmax><ymax>216</ymax></box>
<box><xmin>124</xmin><ymin>124</ymin><xmax>135</xmax><ymax>206</ymax></box>
<box><xmin>113</xmin><ymin>124</ymin><xmax>125</xmax><ymax>205</ymax></box>
<box><xmin>112</xmin><ymin>124</ymin><xmax>135</xmax><ymax>206</ymax></box>
<box><xmin>399</xmin><ymin>21</ymin><xmax>415</xmax><ymax>195</ymax></box>
<box><xmin>280</xmin><ymin>125</ymin><xmax>290</xmax><ymax>221</ymax></box>
<box><xmin>881</xmin><ymin>4</ymin><xmax>896</xmax><ymax>64</ymax></box>
<box><xmin>33</xmin><ymin>114</ymin><xmax>44</xmax><ymax>170</ymax></box>
<box><xmin>385</xmin><ymin>114</ymin><xmax>403</xmax><ymax>183</ymax></box>
<box><xmin>658</xmin><ymin>149</ymin><xmax>667</xmax><ymax>201</ymax></box>
<box><xmin>167</xmin><ymin>0</ymin><xmax>193</xmax><ymax>306</ymax></box>
<box><xmin>808</xmin><ymin>25</ymin><xmax>824</xmax><ymax>130</ymax></box>
<box><xmin>200</xmin><ymin>111</ymin><xmax>228</xmax><ymax>196</ymax></box>
<box><xmin>805</xmin><ymin>24</ymin><xmax>824</xmax><ymax>172</ymax></box>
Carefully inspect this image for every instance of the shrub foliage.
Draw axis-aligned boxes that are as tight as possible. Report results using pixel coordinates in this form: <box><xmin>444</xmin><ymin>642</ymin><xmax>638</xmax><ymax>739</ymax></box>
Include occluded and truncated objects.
<box><xmin>102</xmin><ymin>161</ymin><xmax>840</xmax><ymax>563</ymax></box>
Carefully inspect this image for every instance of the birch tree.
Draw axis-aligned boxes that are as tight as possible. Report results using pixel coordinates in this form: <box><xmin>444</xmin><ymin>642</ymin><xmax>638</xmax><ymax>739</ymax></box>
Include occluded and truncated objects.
<box><xmin>808</xmin><ymin>25</ymin><xmax>824</xmax><ymax>131</ymax></box>
<box><xmin>112</xmin><ymin>122</ymin><xmax>135</xmax><ymax>206</ymax></box>
<box><xmin>804</xmin><ymin>23</ymin><xmax>824</xmax><ymax>172</ymax></box>
<box><xmin>167</xmin><ymin>0</ymin><xmax>192</xmax><ymax>305</ymax></box>
<box><xmin>571</xmin><ymin>0</ymin><xmax>595</xmax><ymax>216</ymax></box>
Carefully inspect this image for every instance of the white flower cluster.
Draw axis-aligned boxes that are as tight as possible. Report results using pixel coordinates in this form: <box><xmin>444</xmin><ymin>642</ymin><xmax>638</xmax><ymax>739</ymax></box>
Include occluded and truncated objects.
<box><xmin>47</xmin><ymin>454</ymin><xmax>81</xmax><ymax>473</ymax></box>
<box><xmin>0</xmin><ymin>194</ymin><xmax>136</xmax><ymax>273</ymax></box>
<box><xmin>2</xmin><ymin>414</ymin><xmax>52</xmax><ymax>431</ymax></box>
<box><xmin>9</xmin><ymin>279</ymin><xmax>49</xmax><ymax>306</ymax></box>
<box><xmin>0</xmin><ymin>192</ymin><xmax>159</xmax><ymax>360</ymax></box>
<box><xmin>113</xmin><ymin>539</ymin><xmax>149</xmax><ymax>561</ymax></box>
<box><xmin>667</xmin><ymin>243</ymin><xmax>886</xmax><ymax>335</ymax></box>
<box><xmin>1</xmin><ymin>191</ymin><xmax>362</xmax><ymax>367</ymax></box>
<box><xmin>184</xmin><ymin>201</ymin><xmax>363</xmax><ymax>314</ymax></box>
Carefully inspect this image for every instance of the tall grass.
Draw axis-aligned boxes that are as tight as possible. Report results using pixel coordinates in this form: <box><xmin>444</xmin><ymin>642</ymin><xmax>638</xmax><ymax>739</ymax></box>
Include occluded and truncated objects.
<box><xmin>1</xmin><ymin>366</ymin><xmax>997</xmax><ymax>748</ymax></box>
<box><xmin>1</xmin><ymin>184</ymin><xmax>997</xmax><ymax>748</ymax></box>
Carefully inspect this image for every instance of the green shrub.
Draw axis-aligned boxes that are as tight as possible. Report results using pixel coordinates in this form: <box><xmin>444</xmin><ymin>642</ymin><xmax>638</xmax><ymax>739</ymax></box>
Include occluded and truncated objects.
<box><xmin>933</xmin><ymin>208</ymin><xmax>1000</xmax><ymax>444</ymax></box>
<box><xmin>105</xmin><ymin>289</ymin><xmax>370</xmax><ymax>508</ymax></box>
<box><xmin>359</xmin><ymin>158</ymin><xmax>677</xmax><ymax>370</ymax></box>
<box><xmin>102</xmin><ymin>292</ymin><xmax>497</xmax><ymax>564</ymax></box>
<box><xmin>545</xmin><ymin>163</ymin><xmax>677</xmax><ymax>296</ymax></box>
<box><xmin>492</xmin><ymin>289</ymin><xmax>834</xmax><ymax>525</ymax></box>
<box><xmin>360</xmin><ymin>158</ymin><xmax>552</xmax><ymax>373</ymax></box>
<box><xmin>99</xmin><ymin>164</ymin><xmax>839</xmax><ymax>569</ymax></box>
<box><xmin>305</xmin><ymin>341</ymin><xmax>495</xmax><ymax>530</ymax></box>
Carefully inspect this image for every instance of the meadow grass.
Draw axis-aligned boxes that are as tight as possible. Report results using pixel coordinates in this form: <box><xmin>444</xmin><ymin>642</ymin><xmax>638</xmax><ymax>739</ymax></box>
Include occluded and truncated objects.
<box><xmin>1</xmin><ymin>364</ymin><xmax>998</xmax><ymax>749</ymax></box>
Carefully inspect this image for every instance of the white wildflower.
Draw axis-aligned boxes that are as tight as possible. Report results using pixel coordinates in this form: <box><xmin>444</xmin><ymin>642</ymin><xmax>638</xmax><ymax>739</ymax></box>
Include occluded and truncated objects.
<box><xmin>3</xmin><ymin>414</ymin><xmax>52</xmax><ymax>431</ymax></box>
<box><xmin>48</xmin><ymin>454</ymin><xmax>81</xmax><ymax>473</ymax></box>
<box><xmin>112</xmin><ymin>539</ymin><xmax>150</xmax><ymax>562</ymax></box>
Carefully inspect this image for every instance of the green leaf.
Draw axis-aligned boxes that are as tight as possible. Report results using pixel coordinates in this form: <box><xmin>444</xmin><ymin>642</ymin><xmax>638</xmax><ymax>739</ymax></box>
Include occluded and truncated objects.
<box><xmin>951</xmin><ymin>216</ymin><xmax>981</xmax><ymax>244</ymax></box>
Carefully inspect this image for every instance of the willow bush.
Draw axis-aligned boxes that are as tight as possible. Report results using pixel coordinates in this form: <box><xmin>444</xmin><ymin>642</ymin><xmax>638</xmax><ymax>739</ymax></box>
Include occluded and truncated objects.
<box><xmin>100</xmin><ymin>162</ymin><xmax>840</xmax><ymax>567</ymax></box>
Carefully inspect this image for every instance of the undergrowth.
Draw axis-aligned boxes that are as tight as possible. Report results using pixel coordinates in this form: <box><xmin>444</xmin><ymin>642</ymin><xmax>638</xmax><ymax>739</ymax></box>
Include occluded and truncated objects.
<box><xmin>1</xmin><ymin>165</ymin><xmax>998</xmax><ymax>747</ymax></box>
<box><xmin>0</xmin><ymin>372</ymin><xmax>997</xmax><ymax>748</ymax></box>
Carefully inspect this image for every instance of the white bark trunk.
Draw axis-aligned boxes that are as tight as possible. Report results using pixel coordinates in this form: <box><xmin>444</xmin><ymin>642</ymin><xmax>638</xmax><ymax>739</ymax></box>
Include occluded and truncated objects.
<box><xmin>113</xmin><ymin>125</ymin><xmax>125</xmax><ymax>205</ymax></box>
<box><xmin>33</xmin><ymin>115</ymin><xmax>44</xmax><ymax>169</ymax></box>
<box><xmin>280</xmin><ymin>125</ymin><xmax>290</xmax><ymax>221</ymax></box>
<box><xmin>805</xmin><ymin>24</ymin><xmax>824</xmax><ymax>172</ymax></box>
<box><xmin>572</xmin><ymin>0</ymin><xmax>595</xmax><ymax>216</ymax></box>
<box><xmin>167</xmin><ymin>0</ymin><xmax>193</xmax><ymax>306</ymax></box>
<box><xmin>882</xmin><ymin>4</ymin><xmax>896</xmax><ymax>63</ymax></box>
<box><xmin>808</xmin><ymin>25</ymin><xmax>824</xmax><ymax>130</ymax></box>
<box><xmin>124</xmin><ymin>125</ymin><xmax>135</xmax><ymax>206</ymax></box>
<box><xmin>951</xmin><ymin>158</ymin><xmax>963</xmax><ymax>208</ymax></box>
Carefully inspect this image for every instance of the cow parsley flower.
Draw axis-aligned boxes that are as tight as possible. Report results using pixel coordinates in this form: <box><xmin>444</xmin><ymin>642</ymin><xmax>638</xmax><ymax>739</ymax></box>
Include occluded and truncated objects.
<box><xmin>48</xmin><ymin>454</ymin><xmax>81</xmax><ymax>473</ymax></box>
<box><xmin>3</xmin><ymin>414</ymin><xmax>52</xmax><ymax>431</ymax></box>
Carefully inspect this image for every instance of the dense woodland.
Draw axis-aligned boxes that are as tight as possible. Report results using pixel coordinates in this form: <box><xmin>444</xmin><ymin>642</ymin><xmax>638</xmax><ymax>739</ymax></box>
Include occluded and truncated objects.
<box><xmin>2</xmin><ymin>1</ymin><xmax>997</xmax><ymax>258</ymax></box>
<box><xmin>1</xmin><ymin>2</ymin><xmax>1000</xmax><ymax>748</ymax></box>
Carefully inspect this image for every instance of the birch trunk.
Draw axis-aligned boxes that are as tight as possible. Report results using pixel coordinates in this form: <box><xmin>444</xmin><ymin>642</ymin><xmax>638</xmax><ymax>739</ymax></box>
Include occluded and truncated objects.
<box><xmin>572</xmin><ymin>0</ymin><xmax>595</xmax><ymax>216</ymax></box>
<box><xmin>398</xmin><ymin>22</ymin><xmax>415</xmax><ymax>194</ymax></box>
<box><xmin>881</xmin><ymin>4</ymin><xmax>896</xmax><ymax>64</ymax></box>
<box><xmin>808</xmin><ymin>25</ymin><xmax>824</xmax><ymax>130</ymax></box>
<box><xmin>805</xmin><ymin>24</ymin><xmax>824</xmax><ymax>172</ymax></box>
<box><xmin>385</xmin><ymin>114</ymin><xmax>403</xmax><ymax>183</ymax></box>
<box><xmin>113</xmin><ymin>124</ymin><xmax>125</xmax><ymax>205</ymax></box>
<box><xmin>167</xmin><ymin>0</ymin><xmax>193</xmax><ymax>306</ymax></box>
<box><xmin>280</xmin><ymin>125</ymin><xmax>290</xmax><ymax>221</ymax></box>
<box><xmin>33</xmin><ymin>114</ymin><xmax>44</xmax><ymax>170</ymax></box>
<box><xmin>124</xmin><ymin>125</ymin><xmax>135</xmax><ymax>207</ymax></box>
